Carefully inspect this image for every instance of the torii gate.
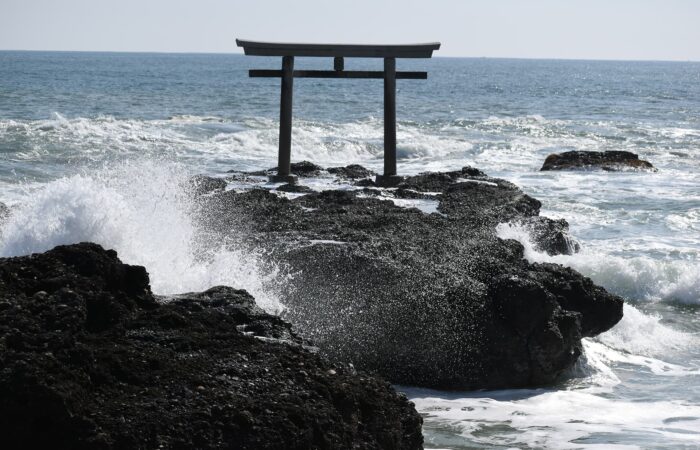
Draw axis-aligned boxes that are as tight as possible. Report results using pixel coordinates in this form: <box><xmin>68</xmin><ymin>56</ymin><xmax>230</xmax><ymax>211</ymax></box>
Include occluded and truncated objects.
<box><xmin>236</xmin><ymin>39</ymin><xmax>440</xmax><ymax>185</ymax></box>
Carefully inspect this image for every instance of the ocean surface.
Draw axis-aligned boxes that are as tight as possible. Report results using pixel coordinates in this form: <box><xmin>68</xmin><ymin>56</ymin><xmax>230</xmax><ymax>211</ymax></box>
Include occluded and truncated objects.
<box><xmin>1</xmin><ymin>51</ymin><xmax>699</xmax><ymax>449</ymax></box>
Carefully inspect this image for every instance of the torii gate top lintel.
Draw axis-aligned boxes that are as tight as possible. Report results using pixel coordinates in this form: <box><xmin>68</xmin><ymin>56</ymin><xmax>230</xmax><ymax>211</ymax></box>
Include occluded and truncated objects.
<box><xmin>236</xmin><ymin>39</ymin><xmax>441</xmax><ymax>185</ymax></box>
<box><xmin>236</xmin><ymin>39</ymin><xmax>441</xmax><ymax>58</ymax></box>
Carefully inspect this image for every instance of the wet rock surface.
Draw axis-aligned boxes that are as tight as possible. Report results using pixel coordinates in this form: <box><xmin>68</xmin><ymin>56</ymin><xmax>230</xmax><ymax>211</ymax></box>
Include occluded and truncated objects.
<box><xmin>189</xmin><ymin>175</ymin><xmax>228</xmax><ymax>196</ymax></box>
<box><xmin>328</xmin><ymin>164</ymin><xmax>376</xmax><ymax>180</ymax></box>
<box><xmin>0</xmin><ymin>243</ymin><xmax>423</xmax><ymax>449</ymax></box>
<box><xmin>277</xmin><ymin>183</ymin><xmax>314</xmax><ymax>193</ymax></box>
<box><xmin>541</xmin><ymin>150</ymin><xmax>655</xmax><ymax>171</ymax></box>
<box><xmin>246</xmin><ymin>161</ymin><xmax>325</xmax><ymax>178</ymax></box>
<box><xmin>199</xmin><ymin>165</ymin><xmax>624</xmax><ymax>390</ymax></box>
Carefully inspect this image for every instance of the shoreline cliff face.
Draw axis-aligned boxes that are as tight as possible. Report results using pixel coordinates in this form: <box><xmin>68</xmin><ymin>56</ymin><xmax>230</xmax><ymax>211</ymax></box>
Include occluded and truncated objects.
<box><xmin>0</xmin><ymin>243</ymin><xmax>423</xmax><ymax>449</ymax></box>
<box><xmin>199</xmin><ymin>164</ymin><xmax>624</xmax><ymax>390</ymax></box>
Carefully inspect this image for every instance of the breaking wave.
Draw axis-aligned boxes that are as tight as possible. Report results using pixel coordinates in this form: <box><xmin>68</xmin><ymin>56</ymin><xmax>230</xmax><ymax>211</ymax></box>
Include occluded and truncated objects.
<box><xmin>496</xmin><ymin>222</ymin><xmax>700</xmax><ymax>305</ymax></box>
<box><xmin>0</xmin><ymin>159</ymin><xmax>282</xmax><ymax>313</ymax></box>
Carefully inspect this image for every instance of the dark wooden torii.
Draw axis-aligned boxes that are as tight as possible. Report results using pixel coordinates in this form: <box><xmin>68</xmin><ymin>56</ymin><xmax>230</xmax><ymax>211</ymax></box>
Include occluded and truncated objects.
<box><xmin>236</xmin><ymin>39</ymin><xmax>440</xmax><ymax>184</ymax></box>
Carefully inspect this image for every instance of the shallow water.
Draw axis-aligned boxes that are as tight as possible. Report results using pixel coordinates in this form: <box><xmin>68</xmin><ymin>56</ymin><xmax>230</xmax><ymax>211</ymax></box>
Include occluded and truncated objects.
<box><xmin>1</xmin><ymin>51</ymin><xmax>699</xmax><ymax>448</ymax></box>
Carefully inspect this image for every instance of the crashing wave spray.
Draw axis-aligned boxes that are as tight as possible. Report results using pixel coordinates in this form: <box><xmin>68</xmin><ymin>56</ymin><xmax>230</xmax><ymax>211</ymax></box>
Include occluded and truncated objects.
<box><xmin>0</xmin><ymin>159</ymin><xmax>282</xmax><ymax>313</ymax></box>
<box><xmin>496</xmin><ymin>221</ymin><xmax>700</xmax><ymax>305</ymax></box>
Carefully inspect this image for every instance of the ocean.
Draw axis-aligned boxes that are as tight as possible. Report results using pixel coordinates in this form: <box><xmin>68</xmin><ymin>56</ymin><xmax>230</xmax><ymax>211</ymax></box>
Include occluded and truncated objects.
<box><xmin>1</xmin><ymin>51</ymin><xmax>699</xmax><ymax>449</ymax></box>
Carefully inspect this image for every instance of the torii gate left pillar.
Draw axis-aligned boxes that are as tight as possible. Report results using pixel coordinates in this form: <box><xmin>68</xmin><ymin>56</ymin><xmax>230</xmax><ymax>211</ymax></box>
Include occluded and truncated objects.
<box><xmin>236</xmin><ymin>39</ymin><xmax>440</xmax><ymax>185</ymax></box>
<box><xmin>278</xmin><ymin>55</ymin><xmax>294</xmax><ymax>182</ymax></box>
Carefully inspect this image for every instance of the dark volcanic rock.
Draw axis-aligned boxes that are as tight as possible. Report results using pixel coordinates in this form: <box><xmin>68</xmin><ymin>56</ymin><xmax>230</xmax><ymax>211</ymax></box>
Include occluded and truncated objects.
<box><xmin>541</xmin><ymin>150</ymin><xmax>655</xmax><ymax>172</ymax></box>
<box><xmin>354</xmin><ymin>178</ymin><xmax>376</xmax><ymax>187</ymax></box>
<box><xmin>515</xmin><ymin>217</ymin><xmax>581</xmax><ymax>255</ymax></box>
<box><xmin>286</xmin><ymin>161</ymin><xmax>324</xmax><ymax>177</ymax></box>
<box><xmin>189</xmin><ymin>175</ymin><xmax>228</xmax><ymax>195</ymax></box>
<box><xmin>399</xmin><ymin>166</ymin><xmax>487</xmax><ymax>192</ymax></box>
<box><xmin>198</xmin><ymin>166</ymin><xmax>623</xmax><ymax>390</ymax></box>
<box><xmin>264</xmin><ymin>161</ymin><xmax>324</xmax><ymax>177</ymax></box>
<box><xmin>328</xmin><ymin>164</ymin><xmax>376</xmax><ymax>179</ymax></box>
<box><xmin>0</xmin><ymin>243</ymin><xmax>422</xmax><ymax>450</ymax></box>
<box><xmin>277</xmin><ymin>183</ymin><xmax>313</xmax><ymax>193</ymax></box>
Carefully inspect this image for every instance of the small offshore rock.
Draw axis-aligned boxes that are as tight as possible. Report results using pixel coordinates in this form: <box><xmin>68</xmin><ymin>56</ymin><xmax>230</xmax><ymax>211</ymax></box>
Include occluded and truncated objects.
<box><xmin>541</xmin><ymin>150</ymin><xmax>655</xmax><ymax>172</ymax></box>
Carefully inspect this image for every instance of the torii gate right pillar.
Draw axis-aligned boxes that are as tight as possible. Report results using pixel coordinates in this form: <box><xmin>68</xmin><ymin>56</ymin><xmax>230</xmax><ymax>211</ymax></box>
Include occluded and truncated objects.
<box><xmin>383</xmin><ymin>57</ymin><xmax>397</xmax><ymax>178</ymax></box>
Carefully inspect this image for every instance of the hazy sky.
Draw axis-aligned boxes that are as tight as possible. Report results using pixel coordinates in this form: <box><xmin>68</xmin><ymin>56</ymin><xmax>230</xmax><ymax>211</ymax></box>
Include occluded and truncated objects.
<box><xmin>1</xmin><ymin>0</ymin><xmax>698</xmax><ymax>61</ymax></box>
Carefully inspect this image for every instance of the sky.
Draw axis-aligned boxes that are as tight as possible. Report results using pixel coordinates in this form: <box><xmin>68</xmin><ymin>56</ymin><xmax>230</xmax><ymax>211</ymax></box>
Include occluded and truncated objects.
<box><xmin>1</xmin><ymin>0</ymin><xmax>699</xmax><ymax>61</ymax></box>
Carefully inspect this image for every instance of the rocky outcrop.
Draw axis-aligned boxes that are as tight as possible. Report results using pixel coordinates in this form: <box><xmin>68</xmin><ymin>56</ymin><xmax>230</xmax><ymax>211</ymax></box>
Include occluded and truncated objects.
<box><xmin>328</xmin><ymin>164</ymin><xmax>376</xmax><ymax>180</ymax></box>
<box><xmin>541</xmin><ymin>150</ymin><xmax>655</xmax><ymax>171</ymax></box>
<box><xmin>245</xmin><ymin>161</ymin><xmax>325</xmax><ymax>178</ymax></box>
<box><xmin>241</xmin><ymin>161</ymin><xmax>376</xmax><ymax>180</ymax></box>
<box><xmin>277</xmin><ymin>183</ymin><xmax>313</xmax><ymax>193</ymax></box>
<box><xmin>199</xmin><ymin>165</ymin><xmax>624</xmax><ymax>390</ymax></box>
<box><xmin>189</xmin><ymin>175</ymin><xmax>227</xmax><ymax>196</ymax></box>
<box><xmin>0</xmin><ymin>243</ymin><xmax>423</xmax><ymax>450</ymax></box>
<box><xmin>515</xmin><ymin>217</ymin><xmax>580</xmax><ymax>255</ymax></box>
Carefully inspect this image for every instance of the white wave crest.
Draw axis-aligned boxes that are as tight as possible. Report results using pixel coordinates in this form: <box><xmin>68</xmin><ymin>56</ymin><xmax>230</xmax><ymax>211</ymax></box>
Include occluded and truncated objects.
<box><xmin>595</xmin><ymin>304</ymin><xmax>696</xmax><ymax>357</ymax></box>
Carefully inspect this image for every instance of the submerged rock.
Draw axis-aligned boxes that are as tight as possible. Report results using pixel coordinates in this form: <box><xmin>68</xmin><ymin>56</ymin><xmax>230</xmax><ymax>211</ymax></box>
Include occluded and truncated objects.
<box><xmin>199</xmin><ymin>165</ymin><xmax>623</xmax><ymax>390</ymax></box>
<box><xmin>541</xmin><ymin>150</ymin><xmax>655</xmax><ymax>171</ymax></box>
<box><xmin>0</xmin><ymin>243</ymin><xmax>422</xmax><ymax>449</ymax></box>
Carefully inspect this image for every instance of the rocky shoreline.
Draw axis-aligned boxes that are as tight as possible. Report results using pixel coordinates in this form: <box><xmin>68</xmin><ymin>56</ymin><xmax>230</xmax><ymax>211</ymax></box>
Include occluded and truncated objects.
<box><xmin>0</xmin><ymin>164</ymin><xmax>625</xmax><ymax>448</ymax></box>
<box><xmin>0</xmin><ymin>243</ymin><xmax>422</xmax><ymax>449</ymax></box>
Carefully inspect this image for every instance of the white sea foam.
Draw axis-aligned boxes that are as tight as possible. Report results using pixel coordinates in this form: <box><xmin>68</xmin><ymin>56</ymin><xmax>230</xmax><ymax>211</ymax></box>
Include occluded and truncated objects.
<box><xmin>408</xmin><ymin>305</ymin><xmax>700</xmax><ymax>448</ymax></box>
<box><xmin>408</xmin><ymin>385</ymin><xmax>700</xmax><ymax>450</ymax></box>
<box><xmin>496</xmin><ymin>222</ymin><xmax>700</xmax><ymax>304</ymax></box>
<box><xmin>597</xmin><ymin>304</ymin><xmax>696</xmax><ymax>356</ymax></box>
<box><xmin>0</xmin><ymin>159</ymin><xmax>282</xmax><ymax>313</ymax></box>
<box><xmin>407</xmin><ymin>305</ymin><xmax>700</xmax><ymax>449</ymax></box>
<box><xmin>4</xmin><ymin>114</ymin><xmax>697</xmax><ymax>190</ymax></box>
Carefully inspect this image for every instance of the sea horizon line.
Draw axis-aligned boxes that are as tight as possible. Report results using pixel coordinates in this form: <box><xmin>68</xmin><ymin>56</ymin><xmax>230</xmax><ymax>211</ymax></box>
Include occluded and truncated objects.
<box><xmin>0</xmin><ymin>48</ymin><xmax>698</xmax><ymax>64</ymax></box>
